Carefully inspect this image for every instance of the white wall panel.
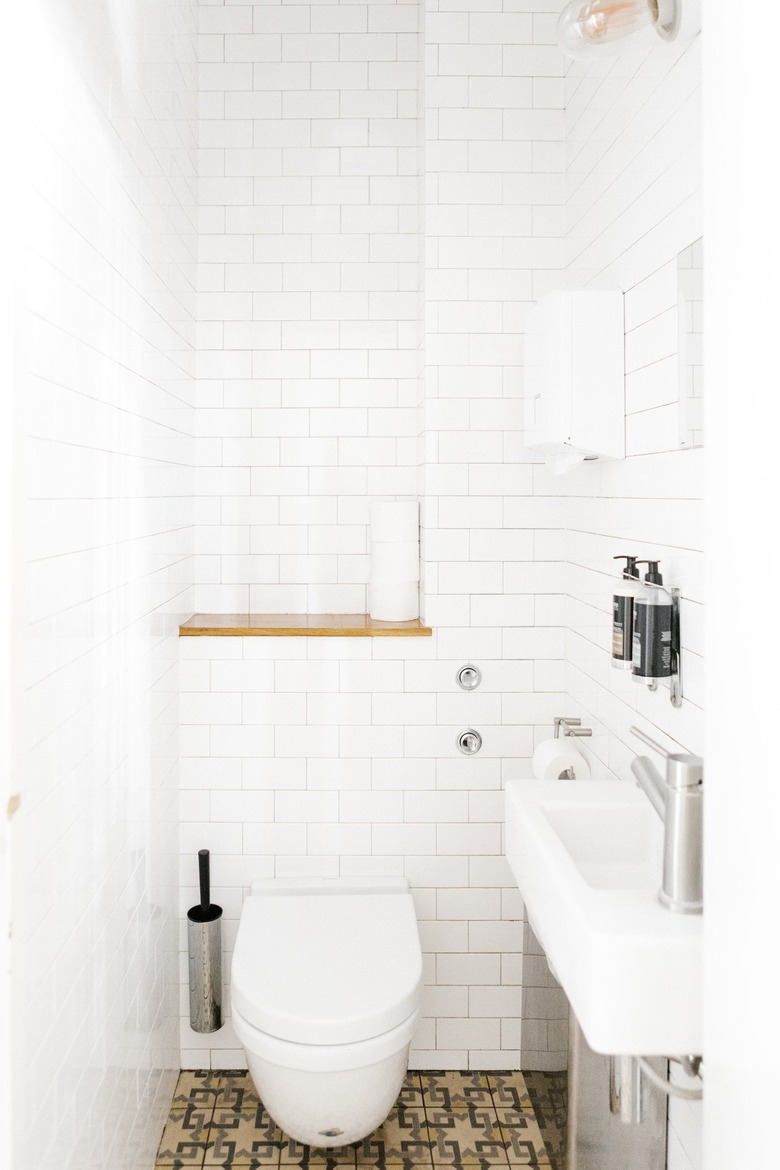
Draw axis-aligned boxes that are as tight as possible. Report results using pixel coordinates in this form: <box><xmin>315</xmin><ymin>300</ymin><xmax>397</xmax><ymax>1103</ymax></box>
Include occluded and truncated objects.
<box><xmin>10</xmin><ymin>0</ymin><xmax>197</xmax><ymax>1165</ymax></box>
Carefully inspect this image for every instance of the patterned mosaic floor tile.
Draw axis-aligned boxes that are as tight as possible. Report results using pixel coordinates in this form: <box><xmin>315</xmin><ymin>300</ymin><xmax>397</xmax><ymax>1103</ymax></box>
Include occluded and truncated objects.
<box><xmin>425</xmin><ymin>1136</ymin><xmax>509</xmax><ymax>1166</ymax></box>
<box><xmin>396</xmin><ymin>1073</ymin><xmax>426</xmax><ymax>1108</ymax></box>
<box><xmin>420</xmin><ymin>1072</ymin><xmax>493</xmax><ymax>1115</ymax></box>
<box><xmin>424</xmin><ymin>1111</ymin><xmax>508</xmax><ymax>1166</ymax></box>
<box><xmin>484</xmin><ymin>1074</ymin><xmax>551</xmax><ymax>1168</ymax></box>
<box><xmin>173</xmin><ymin>1071</ymin><xmax>222</xmax><ymax>1112</ymax></box>
<box><xmin>356</xmin><ymin>1092</ymin><xmax>433</xmax><ymax>1167</ymax></box>
<box><xmin>203</xmin><ymin>1160</ymin><xmax>273</xmax><ymax>1170</ymax></box>
<box><xmin>206</xmin><ymin>1106</ymin><xmax>286</xmax><ymax>1168</ymax></box>
<box><xmin>486</xmin><ymin>1073</ymin><xmax>534</xmax><ymax>1117</ymax></box>
<box><xmin>214</xmin><ymin>1074</ymin><xmax>280</xmax><ymax>1129</ymax></box>
<box><xmin>156</xmin><ymin>1100</ymin><xmax>216</xmax><ymax>1166</ymax></box>
<box><xmin>210</xmin><ymin>1072</ymin><xmax>349</xmax><ymax>1169</ymax></box>
<box><xmin>520</xmin><ymin>1074</ymin><xmax>566</xmax><ymax>1170</ymax></box>
<box><xmin>429</xmin><ymin>1164</ymin><xmax>511</xmax><ymax>1170</ymax></box>
<box><xmin>420</xmin><ymin>1073</ymin><xmax>506</xmax><ymax>1167</ymax></box>
<box><xmin>279</xmin><ymin>1139</ymin><xmax>359</xmax><ymax>1169</ymax></box>
<box><xmin>428</xmin><ymin>1164</ymin><xmax>511</xmax><ymax>1170</ymax></box>
<box><xmin>160</xmin><ymin>1070</ymin><xmax>564</xmax><ymax>1170</ymax></box>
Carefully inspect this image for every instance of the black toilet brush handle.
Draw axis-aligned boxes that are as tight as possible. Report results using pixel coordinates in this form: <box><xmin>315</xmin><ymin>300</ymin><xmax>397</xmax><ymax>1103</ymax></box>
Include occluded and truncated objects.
<box><xmin>198</xmin><ymin>848</ymin><xmax>210</xmax><ymax>913</ymax></box>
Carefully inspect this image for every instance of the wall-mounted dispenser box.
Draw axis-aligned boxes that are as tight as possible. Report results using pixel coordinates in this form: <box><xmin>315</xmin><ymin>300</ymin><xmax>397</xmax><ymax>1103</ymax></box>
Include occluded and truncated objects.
<box><xmin>524</xmin><ymin>290</ymin><xmax>625</xmax><ymax>471</ymax></box>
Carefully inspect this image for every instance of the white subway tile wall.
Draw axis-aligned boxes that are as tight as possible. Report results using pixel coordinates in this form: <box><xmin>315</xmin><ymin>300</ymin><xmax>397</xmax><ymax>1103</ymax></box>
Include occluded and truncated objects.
<box><xmin>559</xmin><ymin>39</ymin><xmax>703</xmax><ymax>831</ymax></box>
<box><xmin>560</xmin><ymin>33</ymin><xmax>702</xmax><ymax>1170</ymax></box>
<box><xmin>179</xmin><ymin>633</ymin><xmax>568</xmax><ymax>1070</ymax></box>
<box><xmin>184</xmin><ymin>0</ymin><xmax>569</xmax><ymax>1073</ymax></box>
<box><xmin>184</xmin><ymin>0</ymin><xmax>701</xmax><ymax>1104</ymax></box>
<box><xmin>195</xmin><ymin>0</ymin><xmax>424</xmax><ymax>615</ymax></box>
<box><xmin>12</xmin><ymin>0</ymin><xmax>197</xmax><ymax>1166</ymax></box>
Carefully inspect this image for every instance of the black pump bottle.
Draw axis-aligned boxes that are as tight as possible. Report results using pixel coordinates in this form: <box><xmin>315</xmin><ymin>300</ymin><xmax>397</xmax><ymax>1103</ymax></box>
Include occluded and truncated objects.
<box><xmin>612</xmin><ymin>555</ymin><xmax>642</xmax><ymax>670</ymax></box>
<box><xmin>631</xmin><ymin>560</ymin><xmax>674</xmax><ymax>680</ymax></box>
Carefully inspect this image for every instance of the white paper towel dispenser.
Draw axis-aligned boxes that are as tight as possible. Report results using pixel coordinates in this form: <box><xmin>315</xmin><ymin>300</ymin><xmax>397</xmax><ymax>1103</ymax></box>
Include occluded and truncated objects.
<box><xmin>524</xmin><ymin>290</ymin><xmax>625</xmax><ymax>471</ymax></box>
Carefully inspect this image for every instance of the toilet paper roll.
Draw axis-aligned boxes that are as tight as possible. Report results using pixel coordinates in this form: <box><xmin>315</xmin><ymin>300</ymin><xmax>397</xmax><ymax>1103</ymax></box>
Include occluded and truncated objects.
<box><xmin>532</xmin><ymin>737</ymin><xmax>592</xmax><ymax>781</ymax></box>
<box><xmin>370</xmin><ymin>540</ymin><xmax>419</xmax><ymax>582</ymax></box>
<box><xmin>368</xmin><ymin>580</ymin><xmax>419</xmax><ymax>622</ymax></box>
<box><xmin>369</xmin><ymin>500</ymin><xmax>419</xmax><ymax>544</ymax></box>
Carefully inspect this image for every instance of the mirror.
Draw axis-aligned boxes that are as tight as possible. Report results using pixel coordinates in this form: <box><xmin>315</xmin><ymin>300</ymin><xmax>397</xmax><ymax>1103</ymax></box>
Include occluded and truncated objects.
<box><xmin>677</xmin><ymin>237</ymin><xmax>703</xmax><ymax>448</ymax></box>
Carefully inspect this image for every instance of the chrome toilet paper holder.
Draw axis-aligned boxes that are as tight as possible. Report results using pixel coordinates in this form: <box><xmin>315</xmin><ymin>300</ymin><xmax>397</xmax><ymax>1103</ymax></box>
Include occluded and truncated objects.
<box><xmin>551</xmin><ymin>717</ymin><xmax>592</xmax><ymax>780</ymax></box>
<box><xmin>554</xmin><ymin>716</ymin><xmax>593</xmax><ymax>740</ymax></box>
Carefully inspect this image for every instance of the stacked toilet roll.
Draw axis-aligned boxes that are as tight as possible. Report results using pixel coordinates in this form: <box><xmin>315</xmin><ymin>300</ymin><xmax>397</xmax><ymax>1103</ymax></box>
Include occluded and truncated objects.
<box><xmin>368</xmin><ymin>501</ymin><xmax>419</xmax><ymax>621</ymax></box>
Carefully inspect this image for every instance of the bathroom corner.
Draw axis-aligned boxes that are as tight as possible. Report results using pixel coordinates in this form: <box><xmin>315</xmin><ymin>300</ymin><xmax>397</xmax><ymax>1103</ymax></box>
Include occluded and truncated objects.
<box><xmin>4</xmin><ymin>0</ymin><xmax>779</xmax><ymax>1168</ymax></box>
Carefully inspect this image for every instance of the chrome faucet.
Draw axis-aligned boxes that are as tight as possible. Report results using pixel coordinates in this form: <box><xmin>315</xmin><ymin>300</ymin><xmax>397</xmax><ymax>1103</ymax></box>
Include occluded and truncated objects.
<box><xmin>630</xmin><ymin>727</ymin><xmax>703</xmax><ymax>914</ymax></box>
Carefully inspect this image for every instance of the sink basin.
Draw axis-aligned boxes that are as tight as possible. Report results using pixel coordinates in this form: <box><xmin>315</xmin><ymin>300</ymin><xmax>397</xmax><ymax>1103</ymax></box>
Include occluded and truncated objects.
<box><xmin>505</xmin><ymin>779</ymin><xmax>702</xmax><ymax>1056</ymax></box>
<box><xmin>541</xmin><ymin>801</ymin><xmax>663</xmax><ymax>890</ymax></box>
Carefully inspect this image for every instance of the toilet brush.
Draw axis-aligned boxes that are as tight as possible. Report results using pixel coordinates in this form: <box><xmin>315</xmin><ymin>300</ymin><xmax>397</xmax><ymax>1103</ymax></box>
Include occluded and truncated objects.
<box><xmin>199</xmin><ymin>847</ymin><xmax>212</xmax><ymax>915</ymax></box>
<box><xmin>187</xmin><ymin>848</ymin><xmax>223</xmax><ymax>1033</ymax></box>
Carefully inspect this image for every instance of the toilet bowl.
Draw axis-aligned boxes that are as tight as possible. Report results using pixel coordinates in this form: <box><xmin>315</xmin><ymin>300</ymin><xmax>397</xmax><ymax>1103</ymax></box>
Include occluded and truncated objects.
<box><xmin>231</xmin><ymin>876</ymin><xmax>423</xmax><ymax>1147</ymax></box>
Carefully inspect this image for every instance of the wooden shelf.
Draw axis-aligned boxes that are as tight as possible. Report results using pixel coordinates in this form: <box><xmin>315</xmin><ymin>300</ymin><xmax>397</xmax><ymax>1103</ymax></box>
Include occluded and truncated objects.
<box><xmin>179</xmin><ymin>613</ymin><xmax>433</xmax><ymax>638</ymax></box>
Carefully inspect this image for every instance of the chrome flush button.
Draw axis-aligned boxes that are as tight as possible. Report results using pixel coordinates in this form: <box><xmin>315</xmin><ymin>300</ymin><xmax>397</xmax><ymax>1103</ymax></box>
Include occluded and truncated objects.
<box><xmin>456</xmin><ymin>664</ymin><xmax>482</xmax><ymax>690</ymax></box>
<box><xmin>457</xmin><ymin>729</ymin><xmax>482</xmax><ymax>755</ymax></box>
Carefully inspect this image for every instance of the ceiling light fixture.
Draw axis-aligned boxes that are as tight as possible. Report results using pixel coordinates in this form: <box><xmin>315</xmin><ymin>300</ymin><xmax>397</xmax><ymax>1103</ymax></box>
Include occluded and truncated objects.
<box><xmin>556</xmin><ymin>0</ymin><xmax>680</xmax><ymax>59</ymax></box>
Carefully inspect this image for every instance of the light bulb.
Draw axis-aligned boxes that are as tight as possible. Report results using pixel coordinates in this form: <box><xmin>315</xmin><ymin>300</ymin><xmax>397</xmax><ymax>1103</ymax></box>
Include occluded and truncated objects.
<box><xmin>557</xmin><ymin>0</ymin><xmax>679</xmax><ymax>60</ymax></box>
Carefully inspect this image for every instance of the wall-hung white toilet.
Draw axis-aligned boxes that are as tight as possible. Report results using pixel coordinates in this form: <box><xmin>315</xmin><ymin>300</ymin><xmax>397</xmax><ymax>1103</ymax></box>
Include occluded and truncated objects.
<box><xmin>231</xmin><ymin>876</ymin><xmax>423</xmax><ymax>1147</ymax></box>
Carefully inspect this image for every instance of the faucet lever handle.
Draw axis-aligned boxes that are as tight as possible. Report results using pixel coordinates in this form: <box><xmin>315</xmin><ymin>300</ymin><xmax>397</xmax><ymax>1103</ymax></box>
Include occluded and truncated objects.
<box><xmin>629</xmin><ymin>726</ymin><xmax>671</xmax><ymax>758</ymax></box>
<box><xmin>631</xmin><ymin>726</ymin><xmax>703</xmax><ymax>788</ymax></box>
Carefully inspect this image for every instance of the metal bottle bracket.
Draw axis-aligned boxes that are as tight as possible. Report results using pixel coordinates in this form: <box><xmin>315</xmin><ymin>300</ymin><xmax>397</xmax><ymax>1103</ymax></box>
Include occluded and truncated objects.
<box><xmin>644</xmin><ymin>586</ymin><xmax>682</xmax><ymax>708</ymax></box>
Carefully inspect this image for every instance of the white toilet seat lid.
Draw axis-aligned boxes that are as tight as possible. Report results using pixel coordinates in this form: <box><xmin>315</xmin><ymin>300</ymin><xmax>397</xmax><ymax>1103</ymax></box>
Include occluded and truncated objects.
<box><xmin>231</xmin><ymin>892</ymin><xmax>423</xmax><ymax>1046</ymax></box>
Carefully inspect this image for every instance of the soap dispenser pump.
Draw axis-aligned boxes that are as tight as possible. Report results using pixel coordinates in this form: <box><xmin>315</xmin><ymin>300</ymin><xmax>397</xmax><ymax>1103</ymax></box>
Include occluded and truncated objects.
<box><xmin>611</xmin><ymin>555</ymin><xmax>643</xmax><ymax>670</ymax></box>
<box><xmin>632</xmin><ymin>560</ymin><xmax>674</xmax><ymax>682</ymax></box>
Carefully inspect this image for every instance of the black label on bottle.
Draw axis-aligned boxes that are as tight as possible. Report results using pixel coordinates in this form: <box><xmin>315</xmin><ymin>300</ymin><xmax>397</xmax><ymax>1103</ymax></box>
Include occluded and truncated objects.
<box><xmin>612</xmin><ymin>595</ymin><xmax>633</xmax><ymax>660</ymax></box>
<box><xmin>632</xmin><ymin>602</ymin><xmax>673</xmax><ymax>678</ymax></box>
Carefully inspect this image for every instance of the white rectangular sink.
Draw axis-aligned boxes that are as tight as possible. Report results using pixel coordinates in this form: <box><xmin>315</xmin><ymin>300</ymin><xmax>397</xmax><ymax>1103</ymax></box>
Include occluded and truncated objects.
<box><xmin>505</xmin><ymin>779</ymin><xmax>702</xmax><ymax>1056</ymax></box>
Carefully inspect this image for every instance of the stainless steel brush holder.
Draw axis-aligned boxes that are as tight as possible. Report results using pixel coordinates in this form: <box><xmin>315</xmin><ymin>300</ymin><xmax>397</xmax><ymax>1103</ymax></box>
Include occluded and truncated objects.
<box><xmin>187</xmin><ymin>849</ymin><xmax>223</xmax><ymax>1033</ymax></box>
